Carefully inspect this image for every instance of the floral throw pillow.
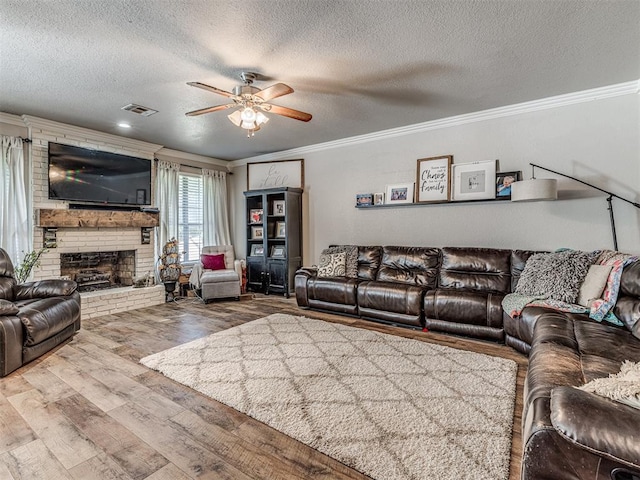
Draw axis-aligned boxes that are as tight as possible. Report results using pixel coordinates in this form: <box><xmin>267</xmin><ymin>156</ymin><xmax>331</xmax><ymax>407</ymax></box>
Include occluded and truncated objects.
<box><xmin>318</xmin><ymin>252</ymin><xmax>346</xmax><ymax>278</ymax></box>
<box><xmin>323</xmin><ymin>246</ymin><xmax>358</xmax><ymax>278</ymax></box>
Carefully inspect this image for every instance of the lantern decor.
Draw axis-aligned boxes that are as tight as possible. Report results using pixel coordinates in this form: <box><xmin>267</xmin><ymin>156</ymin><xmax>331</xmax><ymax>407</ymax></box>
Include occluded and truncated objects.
<box><xmin>158</xmin><ymin>238</ymin><xmax>181</xmax><ymax>301</ymax></box>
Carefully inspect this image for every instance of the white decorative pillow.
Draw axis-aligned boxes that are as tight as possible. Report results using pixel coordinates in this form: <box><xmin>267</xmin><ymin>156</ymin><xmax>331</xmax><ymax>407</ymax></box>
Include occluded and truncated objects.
<box><xmin>318</xmin><ymin>252</ymin><xmax>346</xmax><ymax>278</ymax></box>
<box><xmin>577</xmin><ymin>264</ymin><xmax>613</xmax><ymax>307</ymax></box>
<box><xmin>579</xmin><ymin>361</ymin><xmax>640</xmax><ymax>410</ymax></box>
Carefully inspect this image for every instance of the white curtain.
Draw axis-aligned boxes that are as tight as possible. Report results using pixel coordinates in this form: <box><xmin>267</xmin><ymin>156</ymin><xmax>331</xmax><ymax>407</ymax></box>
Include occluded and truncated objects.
<box><xmin>203</xmin><ymin>169</ymin><xmax>231</xmax><ymax>246</ymax></box>
<box><xmin>155</xmin><ymin>160</ymin><xmax>180</xmax><ymax>265</ymax></box>
<box><xmin>0</xmin><ymin>136</ymin><xmax>29</xmax><ymax>265</ymax></box>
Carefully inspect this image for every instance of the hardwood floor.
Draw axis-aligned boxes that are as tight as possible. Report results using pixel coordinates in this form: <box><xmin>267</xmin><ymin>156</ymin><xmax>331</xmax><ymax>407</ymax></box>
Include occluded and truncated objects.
<box><xmin>0</xmin><ymin>295</ymin><xmax>527</xmax><ymax>479</ymax></box>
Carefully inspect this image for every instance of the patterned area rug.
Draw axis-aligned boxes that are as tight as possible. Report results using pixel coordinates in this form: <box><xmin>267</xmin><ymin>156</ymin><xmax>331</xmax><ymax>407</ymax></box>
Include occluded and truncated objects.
<box><xmin>141</xmin><ymin>314</ymin><xmax>517</xmax><ymax>480</ymax></box>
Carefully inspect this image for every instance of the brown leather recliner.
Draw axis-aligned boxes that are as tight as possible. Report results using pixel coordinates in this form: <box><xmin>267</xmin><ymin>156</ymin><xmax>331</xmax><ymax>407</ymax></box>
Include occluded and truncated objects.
<box><xmin>0</xmin><ymin>248</ymin><xmax>81</xmax><ymax>377</ymax></box>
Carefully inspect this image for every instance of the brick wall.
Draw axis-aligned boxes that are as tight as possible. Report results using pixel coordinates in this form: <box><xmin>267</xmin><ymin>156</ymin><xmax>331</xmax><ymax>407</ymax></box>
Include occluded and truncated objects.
<box><xmin>26</xmin><ymin>118</ymin><xmax>166</xmax><ymax>319</ymax></box>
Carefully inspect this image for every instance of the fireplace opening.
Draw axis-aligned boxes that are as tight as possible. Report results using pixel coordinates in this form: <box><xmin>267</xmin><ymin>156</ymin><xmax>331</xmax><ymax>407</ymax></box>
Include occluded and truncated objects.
<box><xmin>60</xmin><ymin>251</ymin><xmax>135</xmax><ymax>292</ymax></box>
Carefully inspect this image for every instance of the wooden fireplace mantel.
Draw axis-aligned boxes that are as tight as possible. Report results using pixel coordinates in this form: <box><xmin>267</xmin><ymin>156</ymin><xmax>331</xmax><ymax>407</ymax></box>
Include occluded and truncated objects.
<box><xmin>37</xmin><ymin>208</ymin><xmax>160</xmax><ymax>228</ymax></box>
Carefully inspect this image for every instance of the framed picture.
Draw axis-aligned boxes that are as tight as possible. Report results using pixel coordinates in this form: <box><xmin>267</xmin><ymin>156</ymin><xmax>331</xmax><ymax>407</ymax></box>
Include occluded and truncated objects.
<box><xmin>356</xmin><ymin>193</ymin><xmax>373</xmax><ymax>207</ymax></box>
<box><xmin>451</xmin><ymin>160</ymin><xmax>497</xmax><ymax>201</ymax></box>
<box><xmin>373</xmin><ymin>192</ymin><xmax>384</xmax><ymax>205</ymax></box>
<box><xmin>250</xmin><ymin>244</ymin><xmax>264</xmax><ymax>256</ymax></box>
<box><xmin>270</xmin><ymin>245</ymin><xmax>286</xmax><ymax>258</ymax></box>
<box><xmin>251</xmin><ymin>226</ymin><xmax>264</xmax><ymax>240</ymax></box>
<box><xmin>385</xmin><ymin>183</ymin><xmax>414</xmax><ymax>205</ymax></box>
<box><xmin>249</xmin><ymin>208</ymin><xmax>263</xmax><ymax>224</ymax></box>
<box><xmin>275</xmin><ymin>221</ymin><xmax>286</xmax><ymax>238</ymax></box>
<box><xmin>273</xmin><ymin>200</ymin><xmax>286</xmax><ymax>216</ymax></box>
<box><xmin>416</xmin><ymin>155</ymin><xmax>452</xmax><ymax>202</ymax></box>
<box><xmin>247</xmin><ymin>159</ymin><xmax>304</xmax><ymax>190</ymax></box>
<box><xmin>495</xmin><ymin>171</ymin><xmax>522</xmax><ymax>200</ymax></box>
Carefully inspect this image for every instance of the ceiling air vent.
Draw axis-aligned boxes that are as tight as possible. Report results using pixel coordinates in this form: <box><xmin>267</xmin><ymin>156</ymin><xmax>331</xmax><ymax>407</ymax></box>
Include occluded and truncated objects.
<box><xmin>121</xmin><ymin>103</ymin><xmax>158</xmax><ymax>117</ymax></box>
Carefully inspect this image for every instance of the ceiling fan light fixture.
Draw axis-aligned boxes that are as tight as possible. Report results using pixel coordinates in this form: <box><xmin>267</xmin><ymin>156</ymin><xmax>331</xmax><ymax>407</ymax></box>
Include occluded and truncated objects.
<box><xmin>227</xmin><ymin>110</ymin><xmax>242</xmax><ymax>127</ymax></box>
<box><xmin>240</xmin><ymin>107</ymin><xmax>257</xmax><ymax>123</ymax></box>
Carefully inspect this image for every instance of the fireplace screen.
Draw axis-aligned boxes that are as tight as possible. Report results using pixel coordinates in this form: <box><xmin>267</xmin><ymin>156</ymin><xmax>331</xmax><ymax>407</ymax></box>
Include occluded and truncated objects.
<box><xmin>60</xmin><ymin>251</ymin><xmax>135</xmax><ymax>292</ymax></box>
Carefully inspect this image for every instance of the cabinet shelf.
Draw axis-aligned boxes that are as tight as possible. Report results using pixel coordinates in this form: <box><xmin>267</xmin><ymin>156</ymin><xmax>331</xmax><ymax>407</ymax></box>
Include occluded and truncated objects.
<box><xmin>244</xmin><ymin>188</ymin><xmax>302</xmax><ymax>298</ymax></box>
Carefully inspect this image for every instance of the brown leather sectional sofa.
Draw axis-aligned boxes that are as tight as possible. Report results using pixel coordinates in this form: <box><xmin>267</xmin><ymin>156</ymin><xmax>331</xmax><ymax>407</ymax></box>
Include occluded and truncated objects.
<box><xmin>295</xmin><ymin>245</ymin><xmax>640</xmax><ymax>480</ymax></box>
<box><xmin>0</xmin><ymin>248</ymin><xmax>81</xmax><ymax>377</ymax></box>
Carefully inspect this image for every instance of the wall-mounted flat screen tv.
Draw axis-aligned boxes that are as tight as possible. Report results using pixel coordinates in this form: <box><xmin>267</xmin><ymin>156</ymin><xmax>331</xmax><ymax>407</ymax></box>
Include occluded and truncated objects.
<box><xmin>48</xmin><ymin>142</ymin><xmax>152</xmax><ymax>206</ymax></box>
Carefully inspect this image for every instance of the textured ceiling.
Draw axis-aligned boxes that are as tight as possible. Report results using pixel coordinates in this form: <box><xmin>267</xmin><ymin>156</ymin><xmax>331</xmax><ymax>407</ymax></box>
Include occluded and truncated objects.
<box><xmin>1</xmin><ymin>0</ymin><xmax>639</xmax><ymax>161</ymax></box>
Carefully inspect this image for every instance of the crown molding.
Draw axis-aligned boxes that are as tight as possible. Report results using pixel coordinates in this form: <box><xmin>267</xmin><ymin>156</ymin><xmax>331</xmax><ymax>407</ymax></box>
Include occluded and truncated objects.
<box><xmin>230</xmin><ymin>80</ymin><xmax>640</xmax><ymax>167</ymax></box>
<box><xmin>0</xmin><ymin>112</ymin><xmax>27</xmax><ymax>127</ymax></box>
<box><xmin>22</xmin><ymin>115</ymin><xmax>164</xmax><ymax>155</ymax></box>
<box><xmin>155</xmin><ymin>147</ymin><xmax>230</xmax><ymax>169</ymax></box>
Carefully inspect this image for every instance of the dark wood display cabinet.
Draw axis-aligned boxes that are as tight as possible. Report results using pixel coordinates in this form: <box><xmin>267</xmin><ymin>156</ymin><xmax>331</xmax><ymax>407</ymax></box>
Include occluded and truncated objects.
<box><xmin>244</xmin><ymin>187</ymin><xmax>302</xmax><ymax>297</ymax></box>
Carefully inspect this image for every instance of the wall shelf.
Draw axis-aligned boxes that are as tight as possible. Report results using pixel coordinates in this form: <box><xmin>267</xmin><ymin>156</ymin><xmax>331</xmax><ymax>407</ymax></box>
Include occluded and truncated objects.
<box><xmin>356</xmin><ymin>198</ymin><xmax>511</xmax><ymax>209</ymax></box>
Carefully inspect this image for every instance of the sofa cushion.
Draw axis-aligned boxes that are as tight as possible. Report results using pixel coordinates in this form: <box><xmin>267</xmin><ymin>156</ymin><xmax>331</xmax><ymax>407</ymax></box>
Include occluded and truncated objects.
<box><xmin>201</xmin><ymin>269</ymin><xmax>240</xmax><ymax>284</ymax></box>
<box><xmin>440</xmin><ymin>247</ymin><xmax>511</xmax><ymax>294</ymax></box>
<box><xmin>357</xmin><ymin>246</ymin><xmax>383</xmax><ymax>280</ymax></box>
<box><xmin>579</xmin><ymin>360</ymin><xmax>640</xmax><ymax>409</ymax></box>
<box><xmin>424</xmin><ymin>289</ymin><xmax>504</xmax><ymax>328</ymax></box>
<box><xmin>376</xmin><ymin>246</ymin><xmax>440</xmax><ymax>286</ymax></box>
<box><xmin>307</xmin><ymin>276</ymin><xmax>359</xmax><ymax>306</ymax></box>
<box><xmin>515</xmin><ymin>250</ymin><xmax>595</xmax><ymax>304</ymax></box>
<box><xmin>510</xmin><ymin>250</ymin><xmax>542</xmax><ymax>292</ymax></box>
<box><xmin>17</xmin><ymin>297</ymin><xmax>80</xmax><ymax>346</ymax></box>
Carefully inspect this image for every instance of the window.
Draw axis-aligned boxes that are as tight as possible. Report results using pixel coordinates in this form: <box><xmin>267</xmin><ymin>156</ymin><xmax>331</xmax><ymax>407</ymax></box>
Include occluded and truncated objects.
<box><xmin>178</xmin><ymin>173</ymin><xmax>203</xmax><ymax>263</ymax></box>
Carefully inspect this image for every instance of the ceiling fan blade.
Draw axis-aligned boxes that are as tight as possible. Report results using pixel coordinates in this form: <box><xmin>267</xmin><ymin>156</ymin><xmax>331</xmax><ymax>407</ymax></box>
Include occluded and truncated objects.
<box><xmin>185</xmin><ymin>104</ymin><xmax>236</xmax><ymax>116</ymax></box>
<box><xmin>187</xmin><ymin>81</ymin><xmax>235</xmax><ymax>98</ymax></box>
<box><xmin>254</xmin><ymin>83</ymin><xmax>294</xmax><ymax>102</ymax></box>
<box><xmin>261</xmin><ymin>104</ymin><xmax>312</xmax><ymax>122</ymax></box>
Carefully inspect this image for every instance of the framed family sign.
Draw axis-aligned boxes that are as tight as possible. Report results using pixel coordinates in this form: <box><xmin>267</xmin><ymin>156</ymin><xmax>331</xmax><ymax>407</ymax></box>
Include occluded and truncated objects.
<box><xmin>416</xmin><ymin>155</ymin><xmax>452</xmax><ymax>202</ymax></box>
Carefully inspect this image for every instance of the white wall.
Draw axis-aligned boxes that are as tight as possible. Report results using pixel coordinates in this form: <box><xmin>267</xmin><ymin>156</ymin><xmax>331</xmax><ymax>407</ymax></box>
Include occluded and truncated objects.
<box><xmin>230</xmin><ymin>85</ymin><xmax>640</xmax><ymax>264</ymax></box>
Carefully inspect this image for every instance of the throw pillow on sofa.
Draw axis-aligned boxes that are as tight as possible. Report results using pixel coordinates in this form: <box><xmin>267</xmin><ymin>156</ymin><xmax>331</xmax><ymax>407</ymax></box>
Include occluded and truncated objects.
<box><xmin>323</xmin><ymin>246</ymin><xmax>358</xmax><ymax>278</ymax></box>
<box><xmin>201</xmin><ymin>253</ymin><xmax>226</xmax><ymax>270</ymax></box>
<box><xmin>515</xmin><ymin>250</ymin><xmax>594</xmax><ymax>304</ymax></box>
<box><xmin>318</xmin><ymin>252</ymin><xmax>346</xmax><ymax>278</ymax></box>
<box><xmin>589</xmin><ymin>251</ymin><xmax>638</xmax><ymax>322</ymax></box>
<box><xmin>577</xmin><ymin>264</ymin><xmax>613</xmax><ymax>307</ymax></box>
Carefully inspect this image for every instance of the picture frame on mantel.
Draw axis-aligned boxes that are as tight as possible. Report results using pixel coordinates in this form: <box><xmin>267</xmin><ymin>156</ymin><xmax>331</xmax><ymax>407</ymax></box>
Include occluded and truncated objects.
<box><xmin>247</xmin><ymin>159</ymin><xmax>304</xmax><ymax>190</ymax></box>
<box><xmin>451</xmin><ymin>160</ymin><xmax>497</xmax><ymax>201</ymax></box>
<box><xmin>416</xmin><ymin>155</ymin><xmax>452</xmax><ymax>202</ymax></box>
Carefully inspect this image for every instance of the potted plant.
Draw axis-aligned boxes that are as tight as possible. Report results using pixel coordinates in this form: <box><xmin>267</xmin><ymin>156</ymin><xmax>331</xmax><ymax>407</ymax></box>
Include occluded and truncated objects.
<box><xmin>14</xmin><ymin>248</ymin><xmax>48</xmax><ymax>283</ymax></box>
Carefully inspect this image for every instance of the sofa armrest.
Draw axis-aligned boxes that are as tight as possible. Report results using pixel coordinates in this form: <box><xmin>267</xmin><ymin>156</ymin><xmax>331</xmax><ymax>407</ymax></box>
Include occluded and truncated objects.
<box><xmin>0</xmin><ymin>299</ymin><xmax>19</xmax><ymax>316</ymax></box>
<box><xmin>551</xmin><ymin>386</ymin><xmax>640</xmax><ymax>469</ymax></box>
<box><xmin>233</xmin><ymin>259</ymin><xmax>244</xmax><ymax>280</ymax></box>
<box><xmin>189</xmin><ymin>263</ymin><xmax>204</xmax><ymax>289</ymax></box>
<box><xmin>14</xmin><ymin>279</ymin><xmax>77</xmax><ymax>301</ymax></box>
<box><xmin>294</xmin><ymin>267</ymin><xmax>318</xmax><ymax>308</ymax></box>
<box><xmin>0</xmin><ymin>314</ymin><xmax>24</xmax><ymax>377</ymax></box>
<box><xmin>296</xmin><ymin>267</ymin><xmax>318</xmax><ymax>278</ymax></box>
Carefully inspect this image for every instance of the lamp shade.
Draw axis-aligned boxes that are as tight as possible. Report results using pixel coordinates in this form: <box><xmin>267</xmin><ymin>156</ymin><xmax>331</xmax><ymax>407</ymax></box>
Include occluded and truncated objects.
<box><xmin>511</xmin><ymin>179</ymin><xmax>558</xmax><ymax>202</ymax></box>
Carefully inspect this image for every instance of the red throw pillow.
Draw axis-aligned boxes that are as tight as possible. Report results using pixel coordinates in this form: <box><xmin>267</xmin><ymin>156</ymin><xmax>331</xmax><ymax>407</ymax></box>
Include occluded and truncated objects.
<box><xmin>201</xmin><ymin>253</ymin><xmax>226</xmax><ymax>270</ymax></box>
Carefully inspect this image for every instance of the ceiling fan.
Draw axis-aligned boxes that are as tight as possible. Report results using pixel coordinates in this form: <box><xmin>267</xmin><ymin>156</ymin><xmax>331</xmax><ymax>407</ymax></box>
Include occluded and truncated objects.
<box><xmin>185</xmin><ymin>72</ymin><xmax>312</xmax><ymax>136</ymax></box>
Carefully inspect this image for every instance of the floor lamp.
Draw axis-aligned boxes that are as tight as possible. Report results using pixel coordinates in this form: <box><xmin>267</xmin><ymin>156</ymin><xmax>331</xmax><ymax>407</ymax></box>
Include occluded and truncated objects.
<box><xmin>511</xmin><ymin>163</ymin><xmax>640</xmax><ymax>251</ymax></box>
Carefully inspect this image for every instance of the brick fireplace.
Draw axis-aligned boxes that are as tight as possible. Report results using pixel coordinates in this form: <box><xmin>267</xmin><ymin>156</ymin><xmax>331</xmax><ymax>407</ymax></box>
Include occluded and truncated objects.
<box><xmin>60</xmin><ymin>250</ymin><xmax>136</xmax><ymax>292</ymax></box>
<box><xmin>27</xmin><ymin>118</ymin><xmax>166</xmax><ymax>320</ymax></box>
